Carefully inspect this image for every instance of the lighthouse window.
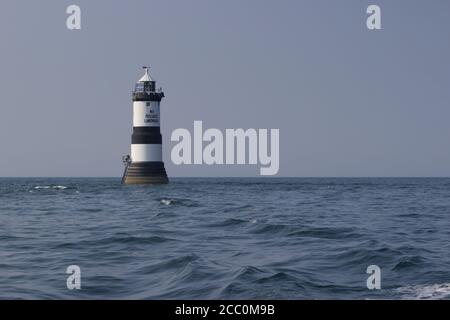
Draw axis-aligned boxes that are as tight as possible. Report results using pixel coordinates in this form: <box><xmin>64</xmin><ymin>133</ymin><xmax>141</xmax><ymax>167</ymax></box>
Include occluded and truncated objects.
<box><xmin>135</xmin><ymin>83</ymin><xmax>144</xmax><ymax>92</ymax></box>
<box><xmin>146</xmin><ymin>102</ymin><xmax>151</xmax><ymax>106</ymax></box>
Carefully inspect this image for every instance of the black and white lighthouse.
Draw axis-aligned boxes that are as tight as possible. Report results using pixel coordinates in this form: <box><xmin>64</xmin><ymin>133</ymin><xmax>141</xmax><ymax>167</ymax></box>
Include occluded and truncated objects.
<box><xmin>122</xmin><ymin>67</ymin><xmax>169</xmax><ymax>184</ymax></box>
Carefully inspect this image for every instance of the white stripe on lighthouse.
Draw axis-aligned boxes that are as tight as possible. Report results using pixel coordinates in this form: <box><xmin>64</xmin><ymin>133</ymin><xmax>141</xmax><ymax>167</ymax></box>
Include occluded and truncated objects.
<box><xmin>131</xmin><ymin>144</ymin><xmax>163</xmax><ymax>162</ymax></box>
<box><xmin>133</xmin><ymin>101</ymin><xmax>160</xmax><ymax>127</ymax></box>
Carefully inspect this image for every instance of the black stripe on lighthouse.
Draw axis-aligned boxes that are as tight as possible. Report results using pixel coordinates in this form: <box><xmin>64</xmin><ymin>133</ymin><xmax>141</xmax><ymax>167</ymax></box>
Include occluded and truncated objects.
<box><xmin>131</xmin><ymin>127</ymin><xmax>162</xmax><ymax>144</ymax></box>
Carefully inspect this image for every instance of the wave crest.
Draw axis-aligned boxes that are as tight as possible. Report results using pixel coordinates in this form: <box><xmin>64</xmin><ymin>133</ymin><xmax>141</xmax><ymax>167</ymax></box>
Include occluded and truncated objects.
<box><xmin>395</xmin><ymin>283</ymin><xmax>450</xmax><ymax>300</ymax></box>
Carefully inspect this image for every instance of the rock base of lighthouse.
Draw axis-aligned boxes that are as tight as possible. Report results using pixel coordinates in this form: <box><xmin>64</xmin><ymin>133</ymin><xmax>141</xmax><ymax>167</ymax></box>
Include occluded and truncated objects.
<box><xmin>123</xmin><ymin>162</ymin><xmax>169</xmax><ymax>185</ymax></box>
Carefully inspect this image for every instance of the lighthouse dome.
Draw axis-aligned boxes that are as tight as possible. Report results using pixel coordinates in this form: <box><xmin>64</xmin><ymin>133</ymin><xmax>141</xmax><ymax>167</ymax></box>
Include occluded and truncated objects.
<box><xmin>138</xmin><ymin>67</ymin><xmax>154</xmax><ymax>83</ymax></box>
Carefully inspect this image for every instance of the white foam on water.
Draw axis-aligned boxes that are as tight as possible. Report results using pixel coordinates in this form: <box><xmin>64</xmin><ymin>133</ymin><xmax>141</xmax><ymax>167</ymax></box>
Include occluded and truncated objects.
<box><xmin>34</xmin><ymin>185</ymin><xmax>68</xmax><ymax>190</ymax></box>
<box><xmin>160</xmin><ymin>199</ymin><xmax>172</xmax><ymax>205</ymax></box>
<box><xmin>53</xmin><ymin>186</ymin><xmax>68</xmax><ymax>190</ymax></box>
<box><xmin>395</xmin><ymin>283</ymin><xmax>450</xmax><ymax>300</ymax></box>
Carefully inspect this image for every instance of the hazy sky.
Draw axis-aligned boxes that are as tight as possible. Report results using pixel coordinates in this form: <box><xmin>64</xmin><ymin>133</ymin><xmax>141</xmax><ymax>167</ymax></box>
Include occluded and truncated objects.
<box><xmin>0</xmin><ymin>0</ymin><xmax>449</xmax><ymax>177</ymax></box>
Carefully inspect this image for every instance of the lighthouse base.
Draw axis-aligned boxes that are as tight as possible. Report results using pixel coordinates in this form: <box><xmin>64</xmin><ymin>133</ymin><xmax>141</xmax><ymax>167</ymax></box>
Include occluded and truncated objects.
<box><xmin>123</xmin><ymin>162</ymin><xmax>169</xmax><ymax>185</ymax></box>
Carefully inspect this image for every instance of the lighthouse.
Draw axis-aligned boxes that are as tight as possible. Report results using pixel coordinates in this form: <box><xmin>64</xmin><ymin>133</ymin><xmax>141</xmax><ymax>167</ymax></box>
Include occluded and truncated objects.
<box><xmin>122</xmin><ymin>67</ymin><xmax>169</xmax><ymax>184</ymax></box>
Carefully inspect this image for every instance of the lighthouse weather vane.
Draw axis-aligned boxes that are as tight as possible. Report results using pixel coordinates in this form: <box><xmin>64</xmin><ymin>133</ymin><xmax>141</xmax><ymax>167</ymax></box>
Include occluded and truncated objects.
<box><xmin>122</xmin><ymin>67</ymin><xmax>169</xmax><ymax>184</ymax></box>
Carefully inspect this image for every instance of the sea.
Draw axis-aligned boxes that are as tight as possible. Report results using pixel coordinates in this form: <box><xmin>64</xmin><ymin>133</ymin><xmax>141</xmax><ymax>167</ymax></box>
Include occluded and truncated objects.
<box><xmin>0</xmin><ymin>178</ymin><xmax>449</xmax><ymax>300</ymax></box>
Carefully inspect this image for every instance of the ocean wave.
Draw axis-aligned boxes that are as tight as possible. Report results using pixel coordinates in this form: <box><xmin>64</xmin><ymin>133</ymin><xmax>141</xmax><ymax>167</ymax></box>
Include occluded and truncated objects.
<box><xmin>222</xmin><ymin>205</ymin><xmax>254</xmax><ymax>213</ymax></box>
<box><xmin>137</xmin><ymin>254</ymin><xmax>199</xmax><ymax>275</ymax></box>
<box><xmin>53</xmin><ymin>234</ymin><xmax>177</xmax><ymax>249</ymax></box>
<box><xmin>218</xmin><ymin>266</ymin><xmax>310</xmax><ymax>299</ymax></box>
<box><xmin>249</xmin><ymin>223</ymin><xmax>361</xmax><ymax>240</ymax></box>
<box><xmin>250</xmin><ymin>223</ymin><xmax>292</xmax><ymax>235</ymax></box>
<box><xmin>206</xmin><ymin>218</ymin><xmax>249</xmax><ymax>228</ymax></box>
<box><xmin>160</xmin><ymin>199</ymin><xmax>172</xmax><ymax>205</ymax></box>
<box><xmin>158</xmin><ymin>198</ymin><xmax>199</xmax><ymax>207</ymax></box>
<box><xmin>287</xmin><ymin>226</ymin><xmax>360</xmax><ymax>240</ymax></box>
<box><xmin>392</xmin><ymin>255</ymin><xmax>426</xmax><ymax>271</ymax></box>
<box><xmin>325</xmin><ymin>245</ymin><xmax>403</xmax><ymax>267</ymax></box>
<box><xmin>235</xmin><ymin>266</ymin><xmax>266</xmax><ymax>279</ymax></box>
<box><xmin>255</xmin><ymin>271</ymin><xmax>303</xmax><ymax>285</ymax></box>
<box><xmin>395</xmin><ymin>283</ymin><xmax>450</xmax><ymax>300</ymax></box>
<box><xmin>34</xmin><ymin>185</ymin><xmax>70</xmax><ymax>190</ymax></box>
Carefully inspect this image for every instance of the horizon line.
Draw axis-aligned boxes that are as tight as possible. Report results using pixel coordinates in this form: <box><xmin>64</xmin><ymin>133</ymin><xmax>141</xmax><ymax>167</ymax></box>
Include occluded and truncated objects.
<box><xmin>1</xmin><ymin>176</ymin><xmax>450</xmax><ymax>179</ymax></box>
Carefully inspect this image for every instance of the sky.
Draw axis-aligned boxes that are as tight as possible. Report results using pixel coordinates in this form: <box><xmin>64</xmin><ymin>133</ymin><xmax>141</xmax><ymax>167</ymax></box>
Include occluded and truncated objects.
<box><xmin>0</xmin><ymin>0</ymin><xmax>449</xmax><ymax>177</ymax></box>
